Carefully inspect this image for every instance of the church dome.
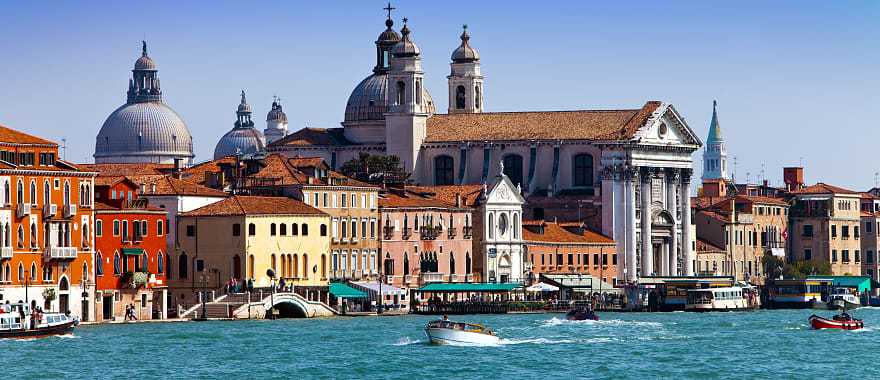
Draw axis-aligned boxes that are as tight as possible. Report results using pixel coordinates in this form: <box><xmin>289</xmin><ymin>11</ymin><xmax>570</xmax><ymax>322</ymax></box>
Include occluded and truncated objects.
<box><xmin>377</xmin><ymin>18</ymin><xmax>401</xmax><ymax>44</ymax></box>
<box><xmin>214</xmin><ymin>127</ymin><xmax>265</xmax><ymax>159</ymax></box>
<box><xmin>267</xmin><ymin>100</ymin><xmax>288</xmax><ymax>123</ymax></box>
<box><xmin>392</xmin><ymin>21</ymin><xmax>420</xmax><ymax>57</ymax></box>
<box><xmin>451</xmin><ymin>26</ymin><xmax>479</xmax><ymax>63</ymax></box>
<box><xmin>214</xmin><ymin>91</ymin><xmax>265</xmax><ymax>159</ymax></box>
<box><xmin>344</xmin><ymin>72</ymin><xmax>435</xmax><ymax>123</ymax></box>
<box><xmin>95</xmin><ymin>102</ymin><xmax>193</xmax><ymax>161</ymax></box>
<box><xmin>94</xmin><ymin>41</ymin><xmax>194</xmax><ymax>164</ymax></box>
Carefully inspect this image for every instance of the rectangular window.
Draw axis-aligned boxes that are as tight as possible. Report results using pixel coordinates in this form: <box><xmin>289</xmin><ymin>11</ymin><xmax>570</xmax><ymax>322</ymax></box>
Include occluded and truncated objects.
<box><xmin>332</xmin><ymin>193</ymin><xmax>337</xmax><ymax>208</ymax></box>
<box><xmin>803</xmin><ymin>224</ymin><xmax>814</xmax><ymax>237</ymax></box>
<box><xmin>96</xmin><ymin>220</ymin><xmax>103</xmax><ymax>237</ymax></box>
<box><xmin>341</xmin><ymin>220</ymin><xmax>347</xmax><ymax>238</ymax></box>
<box><xmin>831</xmin><ymin>250</ymin><xmax>837</xmax><ymax>262</ymax></box>
<box><xmin>612</xmin><ymin>254</ymin><xmax>618</xmax><ymax>265</ymax></box>
<box><xmin>804</xmin><ymin>249</ymin><xmax>812</xmax><ymax>261</ymax></box>
<box><xmin>323</xmin><ymin>193</ymin><xmax>328</xmax><ymax>208</ymax></box>
<box><xmin>332</xmin><ymin>219</ymin><xmax>338</xmax><ymax>238</ymax></box>
<box><xmin>370</xmin><ymin>194</ymin><xmax>376</xmax><ymax>209</ymax></box>
<box><xmin>111</xmin><ymin>190</ymin><xmax>117</xmax><ymax>200</ymax></box>
<box><xmin>361</xmin><ymin>220</ymin><xmax>367</xmax><ymax>239</ymax></box>
<box><xmin>842</xmin><ymin>225</ymin><xmax>849</xmax><ymax>238</ymax></box>
<box><xmin>593</xmin><ymin>253</ymin><xmax>600</xmax><ymax>266</ymax></box>
<box><xmin>113</xmin><ymin>220</ymin><xmax>120</xmax><ymax>236</ymax></box>
<box><xmin>157</xmin><ymin>220</ymin><xmax>164</xmax><ymax>236</ymax></box>
<box><xmin>314</xmin><ymin>192</ymin><xmax>319</xmax><ymax>208</ymax></box>
<box><xmin>303</xmin><ymin>193</ymin><xmax>310</xmax><ymax>205</ymax></box>
<box><xmin>361</xmin><ymin>194</ymin><xmax>367</xmax><ymax>209</ymax></box>
<box><xmin>567</xmin><ymin>254</ymin><xmax>573</xmax><ymax>265</ymax></box>
<box><xmin>122</xmin><ymin>221</ymin><xmax>129</xmax><ymax>240</ymax></box>
<box><xmin>186</xmin><ymin>225</ymin><xmax>195</xmax><ymax>237</ymax></box>
<box><xmin>868</xmin><ymin>222</ymin><xmax>874</xmax><ymax>233</ymax></box>
<box><xmin>232</xmin><ymin>223</ymin><xmax>241</xmax><ymax>236</ymax></box>
<box><xmin>341</xmin><ymin>252</ymin><xmax>347</xmax><ymax>271</ymax></box>
<box><xmin>843</xmin><ymin>250</ymin><xmax>850</xmax><ymax>262</ymax></box>
<box><xmin>370</xmin><ymin>219</ymin><xmax>376</xmax><ymax>239</ymax></box>
<box><xmin>351</xmin><ymin>220</ymin><xmax>357</xmax><ymax>239</ymax></box>
<box><xmin>351</xmin><ymin>193</ymin><xmax>357</xmax><ymax>208</ymax></box>
<box><xmin>196</xmin><ymin>259</ymin><xmax>205</xmax><ymax>272</ymax></box>
<box><xmin>855</xmin><ymin>226</ymin><xmax>860</xmax><ymax>238</ymax></box>
<box><xmin>341</xmin><ymin>193</ymin><xmax>347</xmax><ymax>208</ymax></box>
<box><xmin>855</xmin><ymin>250</ymin><xmax>861</xmax><ymax>263</ymax></box>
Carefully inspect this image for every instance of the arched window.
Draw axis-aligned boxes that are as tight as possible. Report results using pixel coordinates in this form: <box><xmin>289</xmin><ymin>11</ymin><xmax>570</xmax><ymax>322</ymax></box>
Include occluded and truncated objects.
<box><xmin>513</xmin><ymin>213</ymin><xmax>520</xmax><ymax>239</ymax></box>
<box><xmin>450</xmin><ymin>253</ymin><xmax>456</xmax><ymax>275</ymax></box>
<box><xmin>396</xmin><ymin>81</ymin><xmax>406</xmax><ymax>105</ymax></box>
<box><xmin>156</xmin><ymin>252</ymin><xmax>163</xmax><ymax>274</ymax></box>
<box><xmin>96</xmin><ymin>252</ymin><xmax>104</xmax><ymax>275</ymax></box>
<box><xmin>292</xmin><ymin>254</ymin><xmax>299</xmax><ymax>278</ymax></box>
<box><xmin>141</xmin><ymin>253</ymin><xmax>148</xmax><ymax>271</ymax></box>
<box><xmin>488</xmin><ymin>213</ymin><xmax>495</xmax><ymax>239</ymax></box>
<box><xmin>384</xmin><ymin>253</ymin><xmax>394</xmax><ymax>275</ymax></box>
<box><xmin>29</xmin><ymin>180</ymin><xmax>36</xmax><ymax>204</ymax></box>
<box><xmin>16</xmin><ymin>225</ymin><xmax>23</xmax><ymax>249</ymax></box>
<box><xmin>248</xmin><ymin>254</ymin><xmax>255</xmax><ymax>279</ymax></box>
<box><xmin>291</xmin><ymin>223</ymin><xmax>299</xmax><ymax>236</ymax></box>
<box><xmin>113</xmin><ymin>252</ymin><xmax>121</xmax><ymax>275</ymax></box>
<box><xmin>302</xmin><ymin>254</ymin><xmax>309</xmax><ymax>279</ymax></box>
<box><xmin>82</xmin><ymin>223</ymin><xmax>89</xmax><ymax>248</ymax></box>
<box><xmin>82</xmin><ymin>262</ymin><xmax>88</xmax><ymax>284</ymax></box>
<box><xmin>3</xmin><ymin>262</ymin><xmax>9</xmax><ymax>282</ymax></box>
<box><xmin>434</xmin><ymin>155</ymin><xmax>455</xmax><ymax>185</ymax></box>
<box><xmin>475</xmin><ymin>84</ymin><xmax>481</xmax><ymax>109</ymax></box>
<box><xmin>16</xmin><ymin>180</ymin><xmax>23</xmax><ymax>205</ymax></box>
<box><xmin>279</xmin><ymin>223</ymin><xmax>287</xmax><ymax>236</ymax></box>
<box><xmin>270</xmin><ymin>223</ymin><xmax>277</xmax><ymax>236</ymax></box>
<box><xmin>415</xmin><ymin>80</ymin><xmax>422</xmax><ymax>105</ymax></box>
<box><xmin>302</xmin><ymin>224</ymin><xmax>308</xmax><ymax>236</ymax></box>
<box><xmin>502</xmin><ymin>154</ymin><xmax>524</xmax><ymax>188</ymax></box>
<box><xmin>320</xmin><ymin>224</ymin><xmax>327</xmax><ymax>237</ymax></box>
<box><xmin>30</xmin><ymin>262</ymin><xmax>36</xmax><ymax>281</ymax></box>
<box><xmin>271</xmin><ymin>254</ymin><xmax>277</xmax><ymax>274</ymax></box>
<box><xmin>63</xmin><ymin>180</ymin><xmax>70</xmax><ymax>205</ymax></box>
<box><xmin>43</xmin><ymin>181</ymin><xmax>50</xmax><ymax>204</ymax></box>
<box><xmin>321</xmin><ymin>254</ymin><xmax>326</xmax><ymax>279</ymax></box>
<box><xmin>455</xmin><ymin>85</ymin><xmax>466</xmax><ymax>109</ymax></box>
<box><xmin>403</xmin><ymin>253</ymin><xmax>410</xmax><ymax>274</ymax></box>
<box><xmin>465</xmin><ymin>252</ymin><xmax>472</xmax><ymax>276</ymax></box>
<box><xmin>17</xmin><ymin>263</ymin><xmax>23</xmax><ymax>282</ymax></box>
<box><xmin>248</xmin><ymin>223</ymin><xmax>256</xmax><ymax>236</ymax></box>
<box><xmin>280</xmin><ymin>255</ymin><xmax>287</xmax><ymax>277</ymax></box>
<box><xmin>29</xmin><ymin>223</ymin><xmax>37</xmax><ymax>248</ymax></box>
<box><xmin>3</xmin><ymin>180</ymin><xmax>8</xmax><ymax>205</ymax></box>
<box><xmin>179</xmin><ymin>253</ymin><xmax>188</xmax><ymax>279</ymax></box>
<box><xmin>166</xmin><ymin>254</ymin><xmax>172</xmax><ymax>279</ymax></box>
<box><xmin>573</xmin><ymin>154</ymin><xmax>594</xmax><ymax>187</ymax></box>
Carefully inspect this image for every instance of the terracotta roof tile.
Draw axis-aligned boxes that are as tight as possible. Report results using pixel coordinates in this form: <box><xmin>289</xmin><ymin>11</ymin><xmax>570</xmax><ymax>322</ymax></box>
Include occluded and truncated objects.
<box><xmin>250</xmin><ymin>153</ymin><xmax>310</xmax><ymax>185</ymax></box>
<box><xmin>287</xmin><ymin>156</ymin><xmax>328</xmax><ymax>169</ymax></box>
<box><xmin>181</xmin><ymin>195</ymin><xmax>326</xmax><ymax>217</ymax></box>
<box><xmin>735</xmin><ymin>195</ymin><xmax>789</xmax><ymax>206</ymax></box>
<box><xmin>698</xmin><ymin>210</ymin><xmax>731</xmax><ymax>223</ymax></box>
<box><xmin>181</xmin><ymin>156</ymin><xmax>237</xmax><ymax>184</ymax></box>
<box><xmin>127</xmin><ymin>175</ymin><xmax>228</xmax><ymax>197</ymax></box>
<box><xmin>378</xmin><ymin>189</ymin><xmax>463</xmax><ymax>209</ymax></box>
<box><xmin>522</xmin><ymin>221</ymin><xmax>614</xmax><ymax>244</ymax></box>
<box><xmin>268</xmin><ymin>128</ymin><xmax>353</xmax><ymax>147</ymax></box>
<box><xmin>408</xmin><ymin>185</ymin><xmax>484</xmax><ymax>207</ymax></box>
<box><xmin>424</xmin><ymin>101</ymin><xmax>662</xmax><ymax>143</ymax></box>
<box><xmin>93</xmin><ymin>200</ymin><xmax>165</xmax><ymax>213</ymax></box>
<box><xmin>0</xmin><ymin>124</ymin><xmax>57</xmax><ymax>146</ymax></box>
<box><xmin>790</xmin><ymin>182</ymin><xmax>858</xmax><ymax>195</ymax></box>
<box><xmin>78</xmin><ymin>163</ymin><xmax>173</xmax><ymax>176</ymax></box>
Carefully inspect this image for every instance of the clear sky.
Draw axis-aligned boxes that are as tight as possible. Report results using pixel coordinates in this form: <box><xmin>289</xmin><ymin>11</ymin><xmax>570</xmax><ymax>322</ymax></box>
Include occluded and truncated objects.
<box><xmin>0</xmin><ymin>1</ymin><xmax>878</xmax><ymax>189</ymax></box>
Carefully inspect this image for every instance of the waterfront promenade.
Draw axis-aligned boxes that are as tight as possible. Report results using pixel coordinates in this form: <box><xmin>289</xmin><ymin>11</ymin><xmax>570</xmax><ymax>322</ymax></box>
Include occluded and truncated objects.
<box><xmin>6</xmin><ymin>309</ymin><xmax>880</xmax><ymax>379</ymax></box>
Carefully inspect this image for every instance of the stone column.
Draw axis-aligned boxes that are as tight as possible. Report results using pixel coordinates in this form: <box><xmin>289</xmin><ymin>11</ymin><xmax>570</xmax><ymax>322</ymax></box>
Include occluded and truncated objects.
<box><xmin>680</xmin><ymin>169</ymin><xmax>694</xmax><ymax>276</ymax></box>
<box><xmin>640</xmin><ymin>167</ymin><xmax>653</xmax><ymax>277</ymax></box>
<box><xmin>660</xmin><ymin>244</ymin><xmax>669</xmax><ymax>276</ymax></box>
<box><xmin>161</xmin><ymin>288</ymin><xmax>168</xmax><ymax>319</ymax></box>
<box><xmin>666</xmin><ymin>168</ymin><xmax>679</xmax><ymax>276</ymax></box>
<box><xmin>625</xmin><ymin>167</ymin><xmax>638</xmax><ymax>283</ymax></box>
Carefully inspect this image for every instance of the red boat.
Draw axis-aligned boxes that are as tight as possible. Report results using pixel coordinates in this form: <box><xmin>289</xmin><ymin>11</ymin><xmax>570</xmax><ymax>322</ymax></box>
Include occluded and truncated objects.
<box><xmin>809</xmin><ymin>313</ymin><xmax>864</xmax><ymax>330</ymax></box>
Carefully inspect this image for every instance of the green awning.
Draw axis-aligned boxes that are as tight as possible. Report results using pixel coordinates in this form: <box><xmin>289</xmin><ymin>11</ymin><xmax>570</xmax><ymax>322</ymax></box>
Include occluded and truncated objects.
<box><xmin>330</xmin><ymin>282</ymin><xmax>367</xmax><ymax>298</ymax></box>
<box><xmin>417</xmin><ymin>283</ymin><xmax>522</xmax><ymax>293</ymax></box>
<box><xmin>122</xmin><ymin>248</ymin><xmax>145</xmax><ymax>256</ymax></box>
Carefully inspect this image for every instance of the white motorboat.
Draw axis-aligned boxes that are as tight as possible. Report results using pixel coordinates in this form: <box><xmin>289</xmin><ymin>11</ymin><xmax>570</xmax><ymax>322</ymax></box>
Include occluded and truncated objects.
<box><xmin>0</xmin><ymin>303</ymin><xmax>77</xmax><ymax>339</ymax></box>
<box><xmin>827</xmin><ymin>287</ymin><xmax>861</xmax><ymax>310</ymax></box>
<box><xmin>425</xmin><ymin>319</ymin><xmax>500</xmax><ymax>345</ymax></box>
<box><xmin>685</xmin><ymin>286</ymin><xmax>759</xmax><ymax>312</ymax></box>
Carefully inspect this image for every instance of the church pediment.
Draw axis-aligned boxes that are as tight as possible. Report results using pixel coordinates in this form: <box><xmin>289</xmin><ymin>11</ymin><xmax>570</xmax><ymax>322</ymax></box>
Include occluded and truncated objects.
<box><xmin>633</xmin><ymin>103</ymin><xmax>702</xmax><ymax>148</ymax></box>
<box><xmin>486</xmin><ymin>173</ymin><xmax>525</xmax><ymax>205</ymax></box>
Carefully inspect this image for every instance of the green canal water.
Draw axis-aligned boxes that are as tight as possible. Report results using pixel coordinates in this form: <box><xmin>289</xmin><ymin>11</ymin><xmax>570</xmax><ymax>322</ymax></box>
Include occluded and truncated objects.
<box><xmin>4</xmin><ymin>309</ymin><xmax>880</xmax><ymax>379</ymax></box>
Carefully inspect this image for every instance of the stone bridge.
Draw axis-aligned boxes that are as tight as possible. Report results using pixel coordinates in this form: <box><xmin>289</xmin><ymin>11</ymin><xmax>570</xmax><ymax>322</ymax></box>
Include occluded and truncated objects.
<box><xmin>232</xmin><ymin>292</ymin><xmax>336</xmax><ymax>319</ymax></box>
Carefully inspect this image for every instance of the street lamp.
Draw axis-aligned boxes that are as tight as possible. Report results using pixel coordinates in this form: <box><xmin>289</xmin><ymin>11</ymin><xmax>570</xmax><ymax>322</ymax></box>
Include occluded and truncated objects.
<box><xmin>199</xmin><ymin>274</ymin><xmax>207</xmax><ymax>320</ymax></box>
<box><xmin>24</xmin><ymin>269</ymin><xmax>30</xmax><ymax>307</ymax></box>
<box><xmin>266</xmin><ymin>268</ymin><xmax>276</xmax><ymax>320</ymax></box>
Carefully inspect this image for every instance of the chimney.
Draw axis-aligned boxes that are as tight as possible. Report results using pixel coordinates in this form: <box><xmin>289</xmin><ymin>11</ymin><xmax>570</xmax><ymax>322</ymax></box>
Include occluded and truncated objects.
<box><xmin>783</xmin><ymin>167</ymin><xmax>804</xmax><ymax>191</ymax></box>
<box><xmin>455</xmin><ymin>193</ymin><xmax>462</xmax><ymax>208</ymax></box>
<box><xmin>172</xmin><ymin>158</ymin><xmax>182</xmax><ymax>179</ymax></box>
<box><xmin>150</xmin><ymin>182</ymin><xmax>157</xmax><ymax>194</ymax></box>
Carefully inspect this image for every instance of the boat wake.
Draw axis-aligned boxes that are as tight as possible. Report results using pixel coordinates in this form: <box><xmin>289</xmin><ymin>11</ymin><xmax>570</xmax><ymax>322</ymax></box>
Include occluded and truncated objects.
<box><xmin>540</xmin><ymin>317</ymin><xmax>662</xmax><ymax>328</ymax></box>
<box><xmin>391</xmin><ymin>336</ymin><xmax>423</xmax><ymax>346</ymax></box>
<box><xmin>56</xmin><ymin>334</ymin><xmax>79</xmax><ymax>339</ymax></box>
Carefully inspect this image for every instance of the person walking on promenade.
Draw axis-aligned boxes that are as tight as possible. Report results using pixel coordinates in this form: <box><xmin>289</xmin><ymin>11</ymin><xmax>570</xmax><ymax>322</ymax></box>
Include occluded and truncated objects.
<box><xmin>247</xmin><ymin>278</ymin><xmax>254</xmax><ymax>293</ymax></box>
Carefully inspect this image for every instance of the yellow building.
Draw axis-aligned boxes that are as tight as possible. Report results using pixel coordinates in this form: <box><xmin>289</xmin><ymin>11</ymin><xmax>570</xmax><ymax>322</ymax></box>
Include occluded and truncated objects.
<box><xmin>790</xmin><ymin>183</ymin><xmax>862</xmax><ymax>276</ymax></box>
<box><xmin>171</xmin><ymin>195</ymin><xmax>330</xmax><ymax>304</ymax></box>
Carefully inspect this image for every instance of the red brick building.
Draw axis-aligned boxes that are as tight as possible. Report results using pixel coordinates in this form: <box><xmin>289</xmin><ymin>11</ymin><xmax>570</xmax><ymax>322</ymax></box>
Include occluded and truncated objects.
<box><xmin>93</xmin><ymin>176</ymin><xmax>168</xmax><ymax>321</ymax></box>
<box><xmin>523</xmin><ymin>220</ymin><xmax>618</xmax><ymax>285</ymax></box>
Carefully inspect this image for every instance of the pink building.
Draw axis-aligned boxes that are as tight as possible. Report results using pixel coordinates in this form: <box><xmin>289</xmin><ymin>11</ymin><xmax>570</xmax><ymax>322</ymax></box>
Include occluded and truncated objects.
<box><xmin>379</xmin><ymin>188</ymin><xmax>474</xmax><ymax>290</ymax></box>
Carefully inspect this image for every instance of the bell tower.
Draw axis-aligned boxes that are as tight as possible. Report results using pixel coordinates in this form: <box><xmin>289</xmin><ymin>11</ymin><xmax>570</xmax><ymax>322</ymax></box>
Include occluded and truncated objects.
<box><xmin>385</xmin><ymin>18</ymin><xmax>431</xmax><ymax>181</ymax></box>
<box><xmin>702</xmin><ymin>100</ymin><xmax>729</xmax><ymax>181</ymax></box>
<box><xmin>448</xmin><ymin>25</ymin><xmax>483</xmax><ymax>114</ymax></box>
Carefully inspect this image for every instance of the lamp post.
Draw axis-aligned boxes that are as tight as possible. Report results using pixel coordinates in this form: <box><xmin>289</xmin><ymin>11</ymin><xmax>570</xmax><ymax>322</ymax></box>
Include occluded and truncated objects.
<box><xmin>266</xmin><ymin>268</ymin><xmax>276</xmax><ymax>320</ymax></box>
<box><xmin>377</xmin><ymin>267</ymin><xmax>384</xmax><ymax>315</ymax></box>
<box><xmin>199</xmin><ymin>274</ymin><xmax>207</xmax><ymax>320</ymax></box>
<box><xmin>24</xmin><ymin>269</ymin><xmax>30</xmax><ymax>307</ymax></box>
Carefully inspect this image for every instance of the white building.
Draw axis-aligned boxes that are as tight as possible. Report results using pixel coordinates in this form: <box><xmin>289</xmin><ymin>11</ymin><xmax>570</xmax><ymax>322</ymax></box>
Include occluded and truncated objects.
<box><xmin>268</xmin><ymin>10</ymin><xmax>702</xmax><ymax>282</ymax></box>
<box><xmin>702</xmin><ymin>100</ymin><xmax>728</xmax><ymax>181</ymax></box>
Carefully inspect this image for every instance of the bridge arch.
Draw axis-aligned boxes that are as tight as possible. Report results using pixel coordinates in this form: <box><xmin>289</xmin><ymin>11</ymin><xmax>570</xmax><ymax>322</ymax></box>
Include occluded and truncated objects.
<box><xmin>264</xmin><ymin>293</ymin><xmax>312</xmax><ymax>318</ymax></box>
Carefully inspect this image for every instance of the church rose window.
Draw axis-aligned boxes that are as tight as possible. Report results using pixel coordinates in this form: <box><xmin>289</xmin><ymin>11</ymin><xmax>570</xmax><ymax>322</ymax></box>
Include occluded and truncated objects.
<box><xmin>573</xmin><ymin>154</ymin><xmax>594</xmax><ymax>187</ymax></box>
<box><xmin>434</xmin><ymin>155</ymin><xmax>455</xmax><ymax>185</ymax></box>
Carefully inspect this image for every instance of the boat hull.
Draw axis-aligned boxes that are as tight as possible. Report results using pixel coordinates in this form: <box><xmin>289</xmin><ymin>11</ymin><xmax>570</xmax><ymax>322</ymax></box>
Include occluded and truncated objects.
<box><xmin>424</xmin><ymin>327</ymin><xmax>500</xmax><ymax>345</ymax></box>
<box><xmin>809</xmin><ymin>315</ymin><xmax>863</xmax><ymax>330</ymax></box>
<box><xmin>828</xmin><ymin>299</ymin><xmax>861</xmax><ymax>310</ymax></box>
<box><xmin>0</xmin><ymin>320</ymin><xmax>76</xmax><ymax>339</ymax></box>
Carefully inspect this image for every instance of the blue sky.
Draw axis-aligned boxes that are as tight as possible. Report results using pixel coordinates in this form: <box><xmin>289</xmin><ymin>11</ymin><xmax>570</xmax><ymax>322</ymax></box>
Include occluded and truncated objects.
<box><xmin>0</xmin><ymin>1</ymin><xmax>878</xmax><ymax>189</ymax></box>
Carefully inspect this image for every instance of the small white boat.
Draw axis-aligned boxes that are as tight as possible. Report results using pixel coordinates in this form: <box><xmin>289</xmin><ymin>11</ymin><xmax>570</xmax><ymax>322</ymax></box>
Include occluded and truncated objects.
<box><xmin>0</xmin><ymin>303</ymin><xmax>77</xmax><ymax>339</ymax></box>
<box><xmin>828</xmin><ymin>288</ymin><xmax>861</xmax><ymax>310</ymax></box>
<box><xmin>424</xmin><ymin>319</ymin><xmax>500</xmax><ymax>345</ymax></box>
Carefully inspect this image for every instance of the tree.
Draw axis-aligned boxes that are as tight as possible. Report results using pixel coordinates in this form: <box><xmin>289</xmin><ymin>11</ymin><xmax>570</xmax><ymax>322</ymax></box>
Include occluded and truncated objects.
<box><xmin>339</xmin><ymin>153</ymin><xmax>410</xmax><ymax>185</ymax></box>
<box><xmin>763</xmin><ymin>254</ymin><xmax>785</xmax><ymax>280</ymax></box>
<box><xmin>782</xmin><ymin>259</ymin><xmax>832</xmax><ymax>279</ymax></box>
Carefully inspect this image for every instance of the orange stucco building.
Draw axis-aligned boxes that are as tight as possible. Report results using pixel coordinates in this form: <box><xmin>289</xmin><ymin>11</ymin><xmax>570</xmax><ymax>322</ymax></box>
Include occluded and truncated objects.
<box><xmin>0</xmin><ymin>125</ymin><xmax>96</xmax><ymax>320</ymax></box>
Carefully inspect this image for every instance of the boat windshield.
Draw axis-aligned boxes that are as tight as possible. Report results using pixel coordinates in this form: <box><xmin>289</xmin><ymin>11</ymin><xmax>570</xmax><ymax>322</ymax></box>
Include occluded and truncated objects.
<box><xmin>688</xmin><ymin>290</ymin><xmax>713</xmax><ymax>304</ymax></box>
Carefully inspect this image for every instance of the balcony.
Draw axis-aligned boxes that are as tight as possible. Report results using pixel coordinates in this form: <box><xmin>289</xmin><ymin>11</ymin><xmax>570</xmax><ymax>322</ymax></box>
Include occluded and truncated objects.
<box><xmin>419</xmin><ymin>226</ymin><xmax>440</xmax><ymax>240</ymax></box>
<box><xmin>447</xmin><ymin>227</ymin><xmax>457</xmax><ymax>239</ymax></box>
<box><xmin>44</xmin><ymin>246</ymin><xmax>77</xmax><ymax>260</ymax></box>
<box><xmin>63</xmin><ymin>204</ymin><xmax>77</xmax><ymax>218</ymax></box>
<box><xmin>463</xmin><ymin>226</ymin><xmax>473</xmax><ymax>239</ymax></box>
<box><xmin>16</xmin><ymin>203</ymin><xmax>30</xmax><ymax>218</ymax></box>
<box><xmin>0</xmin><ymin>247</ymin><xmax>11</xmax><ymax>259</ymax></box>
<box><xmin>404</xmin><ymin>274</ymin><xmax>413</xmax><ymax>284</ymax></box>
<box><xmin>465</xmin><ymin>274</ymin><xmax>474</xmax><ymax>282</ymax></box>
<box><xmin>402</xmin><ymin>227</ymin><xmax>411</xmax><ymax>240</ymax></box>
<box><xmin>735</xmin><ymin>213</ymin><xmax>754</xmax><ymax>224</ymax></box>
<box><xmin>420</xmin><ymin>272</ymin><xmax>444</xmax><ymax>283</ymax></box>
<box><xmin>449</xmin><ymin>274</ymin><xmax>460</xmax><ymax>282</ymax></box>
<box><xmin>385</xmin><ymin>275</ymin><xmax>394</xmax><ymax>284</ymax></box>
<box><xmin>43</xmin><ymin>204</ymin><xmax>57</xmax><ymax>218</ymax></box>
<box><xmin>383</xmin><ymin>226</ymin><xmax>395</xmax><ymax>240</ymax></box>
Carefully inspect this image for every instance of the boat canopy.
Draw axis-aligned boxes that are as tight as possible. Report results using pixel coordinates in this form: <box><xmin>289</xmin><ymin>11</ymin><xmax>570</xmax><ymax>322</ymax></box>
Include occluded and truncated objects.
<box><xmin>526</xmin><ymin>282</ymin><xmax>559</xmax><ymax>292</ymax></box>
<box><xmin>417</xmin><ymin>283</ymin><xmax>522</xmax><ymax>293</ymax></box>
<box><xmin>351</xmin><ymin>281</ymin><xmax>407</xmax><ymax>296</ymax></box>
<box><xmin>329</xmin><ymin>282</ymin><xmax>368</xmax><ymax>298</ymax></box>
